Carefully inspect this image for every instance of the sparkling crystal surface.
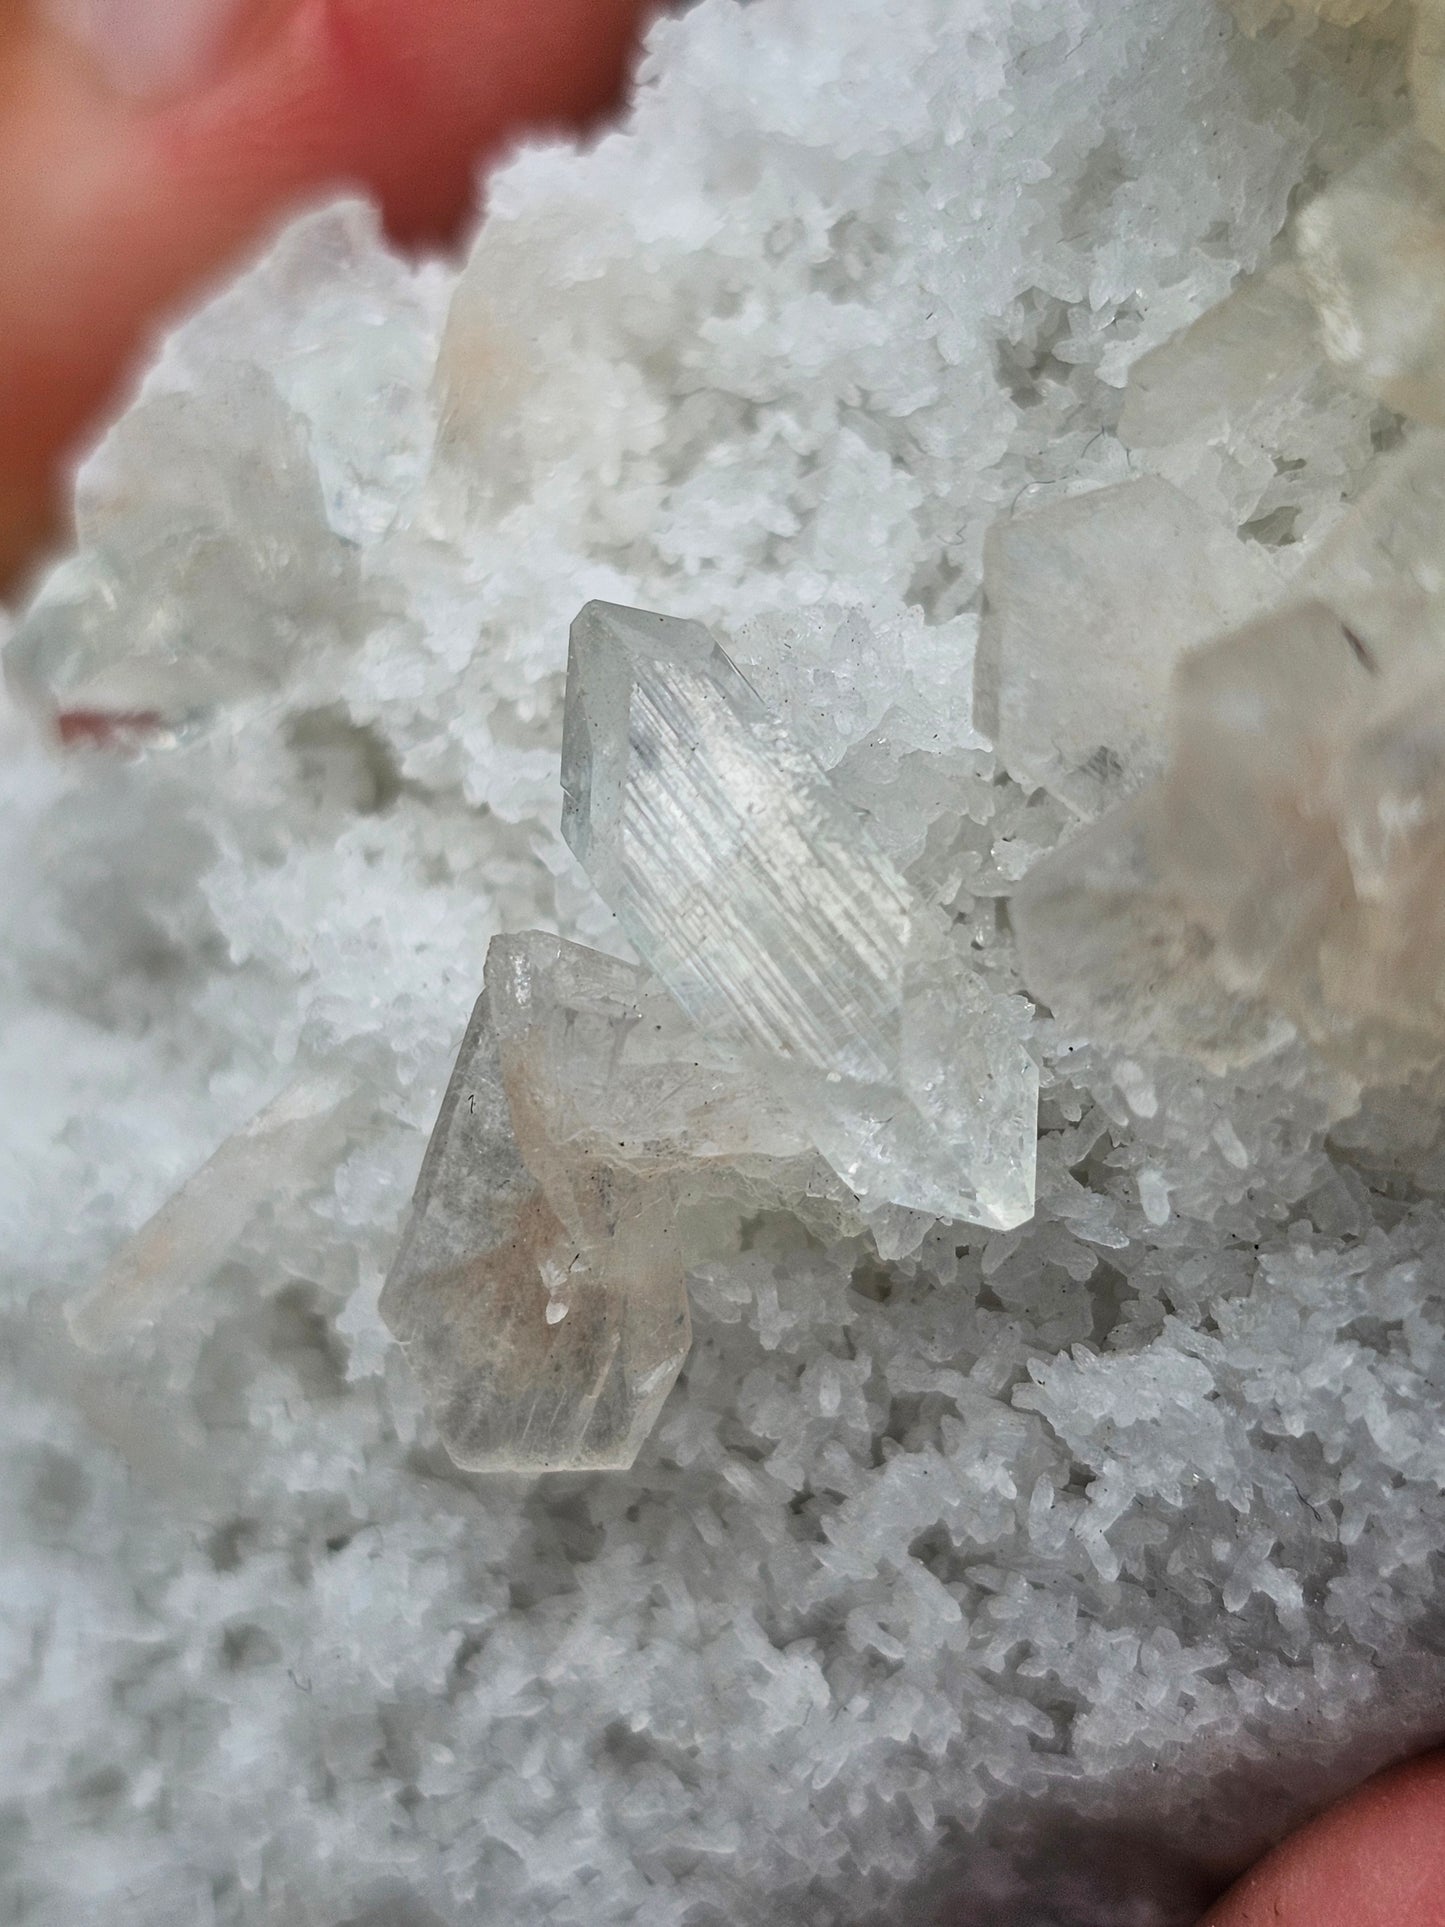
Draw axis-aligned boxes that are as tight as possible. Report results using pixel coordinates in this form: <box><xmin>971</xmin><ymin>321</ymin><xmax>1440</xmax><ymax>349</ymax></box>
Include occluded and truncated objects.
<box><xmin>977</xmin><ymin>479</ymin><xmax>1281</xmax><ymax>815</ymax></box>
<box><xmin>561</xmin><ymin>601</ymin><xmax>1038</xmax><ymax>1228</ymax></box>
<box><xmin>562</xmin><ymin>600</ymin><xmax>913</xmax><ymax>1080</ymax></box>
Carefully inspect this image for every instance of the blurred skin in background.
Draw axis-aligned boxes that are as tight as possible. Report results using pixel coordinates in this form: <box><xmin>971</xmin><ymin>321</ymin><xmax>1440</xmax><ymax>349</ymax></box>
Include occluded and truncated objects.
<box><xmin>0</xmin><ymin>3</ymin><xmax>1440</xmax><ymax>1920</ymax></box>
<box><xmin>0</xmin><ymin>0</ymin><xmax>648</xmax><ymax>588</ymax></box>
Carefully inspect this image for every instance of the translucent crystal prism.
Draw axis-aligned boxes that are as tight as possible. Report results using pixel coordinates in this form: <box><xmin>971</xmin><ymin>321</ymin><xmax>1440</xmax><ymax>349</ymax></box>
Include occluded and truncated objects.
<box><xmin>381</xmin><ymin>954</ymin><xmax>695</xmax><ymax>1474</ymax></box>
<box><xmin>977</xmin><ymin>479</ymin><xmax>1281</xmax><ymax>815</ymax></box>
<box><xmin>1015</xmin><ymin>576</ymin><xmax>1445</xmax><ymax>1081</ymax></box>
<box><xmin>1297</xmin><ymin>132</ymin><xmax>1445</xmax><ymax>427</ymax></box>
<box><xmin>561</xmin><ymin>602</ymin><xmax>1038</xmax><ymax>1228</ymax></box>
<box><xmin>1118</xmin><ymin>263</ymin><xmax>1326</xmax><ymax>453</ymax></box>
<box><xmin>69</xmin><ymin>1063</ymin><xmax>363</xmax><ymax>1349</ymax></box>
<box><xmin>4</xmin><ymin>365</ymin><xmax>360</xmax><ymax>728</ymax></box>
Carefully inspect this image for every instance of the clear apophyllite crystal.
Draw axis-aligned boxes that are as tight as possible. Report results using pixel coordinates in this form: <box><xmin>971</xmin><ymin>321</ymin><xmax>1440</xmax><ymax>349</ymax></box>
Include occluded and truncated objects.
<box><xmin>560</xmin><ymin>601</ymin><xmax>1038</xmax><ymax>1229</ymax></box>
<box><xmin>977</xmin><ymin>478</ymin><xmax>1281</xmax><ymax>816</ymax></box>
<box><xmin>1296</xmin><ymin>132</ymin><xmax>1445</xmax><ymax>427</ymax></box>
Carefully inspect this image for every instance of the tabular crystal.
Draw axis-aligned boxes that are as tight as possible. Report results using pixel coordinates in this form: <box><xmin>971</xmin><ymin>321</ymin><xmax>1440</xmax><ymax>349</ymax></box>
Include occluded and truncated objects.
<box><xmin>1297</xmin><ymin>132</ymin><xmax>1445</xmax><ymax>427</ymax></box>
<box><xmin>381</xmin><ymin>930</ymin><xmax>888</xmax><ymax>1473</ymax></box>
<box><xmin>1015</xmin><ymin>559</ymin><xmax>1445</xmax><ymax>1081</ymax></box>
<box><xmin>381</xmin><ymin>947</ymin><xmax>695</xmax><ymax>1474</ymax></box>
<box><xmin>1118</xmin><ymin>263</ymin><xmax>1325</xmax><ymax>453</ymax></box>
<box><xmin>560</xmin><ymin>601</ymin><xmax>1039</xmax><ymax>1229</ymax></box>
<box><xmin>977</xmin><ymin>479</ymin><xmax>1281</xmax><ymax>816</ymax></box>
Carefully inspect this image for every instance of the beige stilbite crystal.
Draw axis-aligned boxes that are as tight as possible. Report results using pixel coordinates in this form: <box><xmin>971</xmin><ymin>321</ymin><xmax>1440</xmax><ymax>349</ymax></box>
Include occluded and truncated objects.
<box><xmin>977</xmin><ymin>479</ymin><xmax>1281</xmax><ymax>816</ymax></box>
<box><xmin>69</xmin><ymin>1064</ymin><xmax>362</xmax><ymax>1350</ymax></box>
<box><xmin>1297</xmin><ymin>132</ymin><xmax>1445</xmax><ymax>426</ymax></box>
<box><xmin>1118</xmin><ymin>264</ymin><xmax>1326</xmax><ymax>454</ymax></box>
<box><xmin>381</xmin><ymin>932</ymin><xmax>874</xmax><ymax>1474</ymax></box>
<box><xmin>381</xmin><ymin>954</ymin><xmax>694</xmax><ymax>1474</ymax></box>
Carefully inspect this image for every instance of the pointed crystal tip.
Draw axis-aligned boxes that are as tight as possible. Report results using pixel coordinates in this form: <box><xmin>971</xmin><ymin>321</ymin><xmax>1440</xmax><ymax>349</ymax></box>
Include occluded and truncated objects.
<box><xmin>559</xmin><ymin>599</ymin><xmax>1039</xmax><ymax>1231</ymax></box>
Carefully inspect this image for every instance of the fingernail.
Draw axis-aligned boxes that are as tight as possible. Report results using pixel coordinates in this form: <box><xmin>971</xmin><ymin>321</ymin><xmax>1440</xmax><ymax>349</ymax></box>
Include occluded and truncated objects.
<box><xmin>40</xmin><ymin>0</ymin><xmax>247</xmax><ymax>100</ymax></box>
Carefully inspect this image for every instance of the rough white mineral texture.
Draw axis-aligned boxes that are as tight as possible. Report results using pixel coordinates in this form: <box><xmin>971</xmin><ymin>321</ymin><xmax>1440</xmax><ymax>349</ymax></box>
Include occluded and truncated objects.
<box><xmin>3</xmin><ymin>0</ymin><xmax>1445</xmax><ymax>1923</ymax></box>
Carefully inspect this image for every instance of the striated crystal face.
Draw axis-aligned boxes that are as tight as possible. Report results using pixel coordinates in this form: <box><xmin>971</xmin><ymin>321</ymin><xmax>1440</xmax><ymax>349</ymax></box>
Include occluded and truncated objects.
<box><xmin>977</xmin><ymin>479</ymin><xmax>1281</xmax><ymax>816</ymax></box>
<box><xmin>1297</xmin><ymin>132</ymin><xmax>1445</xmax><ymax>427</ymax></box>
<box><xmin>563</xmin><ymin>600</ymin><xmax>913</xmax><ymax>1080</ymax></box>
<box><xmin>561</xmin><ymin>601</ymin><xmax>1039</xmax><ymax>1228</ymax></box>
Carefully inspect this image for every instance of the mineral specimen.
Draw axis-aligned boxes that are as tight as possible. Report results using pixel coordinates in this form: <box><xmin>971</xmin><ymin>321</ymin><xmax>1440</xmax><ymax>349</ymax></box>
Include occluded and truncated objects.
<box><xmin>1014</xmin><ymin>569</ymin><xmax>1445</xmax><ymax>1082</ymax></box>
<box><xmin>1297</xmin><ymin>131</ymin><xmax>1445</xmax><ymax>426</ymax></box>
<box><xmin>68</xmin><ymin>1061</ymin><xmax>364</xmax><ymax>1349</ymax></box>
<box><xmin>384</xmin><ymin>590</ymin><xmax>1044</xmax><ymax>1471</ymax></box>
<box><xmin>380</xmin><ymin>930</ymin><xmax>878</xmax><ymax>1472</ymax></box>
<box><xmin>977</xmin><ymin>478</ymin><xmax>1281</xmax><ymax>815</ymax></box>
<box><xmin>561</xmin><ymin>600</ymin><xmax>1039</xmax><ymax>1229</ymax></box>
<box><xmin>380</xmin><ymin>941</ymin><xmax>693</xmax><ymax>1472</ymax></box>
<box><xmin>17</xmin><ymin>1</ymin><xmax>1445</xmax><ymax>1921</ymax></box>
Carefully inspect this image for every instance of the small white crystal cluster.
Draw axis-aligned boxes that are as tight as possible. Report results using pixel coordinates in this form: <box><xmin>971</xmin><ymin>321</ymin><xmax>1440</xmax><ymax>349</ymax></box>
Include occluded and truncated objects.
<box><xmin>1</xmin><ymin>1</ymin><xmax>1441</xmax><ymax>1923</ymax></box>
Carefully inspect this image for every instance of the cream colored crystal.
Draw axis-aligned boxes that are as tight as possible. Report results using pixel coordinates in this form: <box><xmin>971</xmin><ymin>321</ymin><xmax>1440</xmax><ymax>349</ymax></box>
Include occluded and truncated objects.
<box><xmin>1118</xmin><ymin>264</ymin><xmax>1326</xmax><ymax>453</ymax></box>
<box><xmin>977</xmin><ymin>479</ymin><xmax>1281</xmax><ymax>816</ymax></box>
<box><xmin>69</xmin><ymin>1063</ymin><xmax>362</xmax><ymax>1349</ymax></box>
<box><xmin>1015</xmin><ymin>575</ymin><xmax>1445</xmax><ymax>1079</ymax></box>
<box><xmin>380</xmin><ymin>947</ymin><xmax>704</xmax><ymax>1474</ymax></box>
<box><xmin>382</xmin><ymin>932</ymin><xmax>880</xmax><ymax>1474</ymax></box>
<box><xmin>1301</xmin><ymin>426</ymin><xmax>1445</xmax><ymax>654</ymax></box>
<box><xmin>1413</xmin><ymin>0</ymin><xmax>1445</xmax><ymax>152</ymax></box>
<box><xmin>1297</xmin><ymin>132</ymin><xmax>1445</xmax><ymax>426</ymax></box>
